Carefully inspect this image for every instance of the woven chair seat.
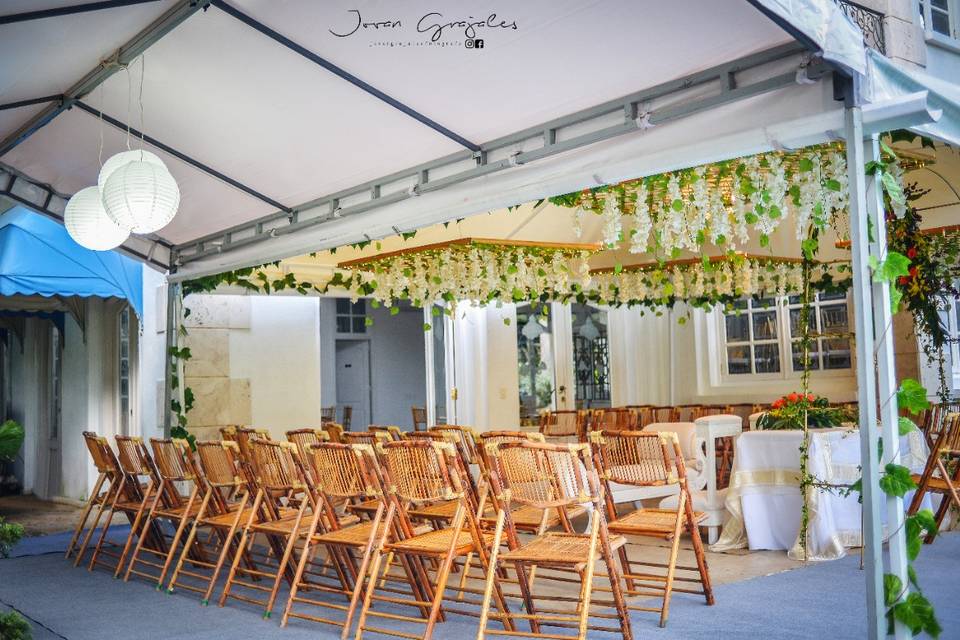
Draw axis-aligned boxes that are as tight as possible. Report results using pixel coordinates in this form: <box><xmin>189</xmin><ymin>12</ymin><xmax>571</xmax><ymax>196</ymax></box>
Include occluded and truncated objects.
<box><xmin>481</xmin><ymin>503</ymin><xmax>586</xmax><ymax>531</ymax></box>
<box><xmin>201</xmin><ymin>507</ymin><xmax>257</xmax><ymax>527</ymax></box>
<box><xmin>155</xmin><ymin>501</ymin><xmax>205</xmax><ymax>518</ymax></box>
<box><xmin>250</xmin><ymin>509</ymin><xmax>314</xmax><ymax>534</ymax></box>
<box><xmin>313</xmin><ymin>520</ymin><xmax>431</xmax><ymax>547</ymax></box>
<box><xmin>911</xmin><ymin>474</ymin><xmax>957</xmax><ymax>493</ymax></box>
<box><xmin>500</xmin><ymin>531</ymin><xmax>626</xmax><ymax>566</ymax></box>
<box><xmin>608</xmin><ymin>508</ymin><xmax>706</xmax><ymax>539</ymax></box>
<box><xmin>386</xmin><ymin>527</ymin><xmax>492</xmax><ymax>557</ymax></box>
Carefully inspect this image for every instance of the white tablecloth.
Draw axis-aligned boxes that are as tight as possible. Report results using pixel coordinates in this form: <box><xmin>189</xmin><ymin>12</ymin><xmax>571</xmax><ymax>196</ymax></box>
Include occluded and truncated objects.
<box><xmin>711</xmin><ymin>428</ymin><xmax>929</xmax><ymax>560</ymax></box>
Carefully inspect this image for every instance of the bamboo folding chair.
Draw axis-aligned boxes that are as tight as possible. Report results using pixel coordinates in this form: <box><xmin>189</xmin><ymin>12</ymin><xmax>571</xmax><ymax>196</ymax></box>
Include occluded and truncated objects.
<box><xmin>340</xmin><ymin>432</ymin><xmax>395</xmax><ymax>519</ymax></box>
<box><xmin>909</xmin><ymin>413</ymin><xmax>960</xmax><ymax>543</ymax></box>
<box><xmin>920</xmin><ymin>402</ymin><xmax>960</xmax><ymax>447</ymax></box>
<box><xmin>342</xmin><ymin>406</ymin><xmax>354</xmax><ymax>431</ymax></box>
<box><xmin>355</xmin><ymin>439</ymin><xmax>512</xmax><ymax>640</ymax></box>
<box><xmin>167</xmin><ymin>440</ymin><xmax>253</xmax><ymax>604</ymax></box>
<box><xmin>539</xmin><ymin>410</ymin><xmax>586</xmax><ymax>441</ymax></box>
<box><xmin>123</xmin><ymin>438</ymin><xmax>205</xmax><ymax>587</ymax></box>
<box><xmin>649</xmin><ymin>406</ymin><xmax>680</xmax><ymax>423</ymax></box>
<box><xmin>287</xmin><ymin>429</ymin><xmax>330</xmax><ymax>479</ymax></box>
<box><xmin>412</xmin><ymin>406</ymin><xmax>428</xmax><ymax>431</ymax></box>
<box><xmin>220</xmin><ymin>439</ymin><xmax>314</xmax><ymax>619</ymax></box>
<box><xmin>591</xmin><ymin>430</ymin><xmax>713</xmax><ymax>627</ymax></box>
<box><xmin>86</xmin><ymin>435</ymin><xmax>161</xmax><ymax>574</ymax></box>
<box><xmin>477</xmin><ymin>440</ymin><xmax>632</xmax><ymax>640</ymax></box>
<box><xmin>401</xmin><ymin>431</ymin><xmax>484</xmax><ymax>529</ymax></box>
<box><xmin>67</xmin><ymin>432</ymin><xmax>122</xmax><ymax>561</ymax></box>
<box><xmin>282</xmin><ymin>442</ymin><xmax>428</xmax><ymax>636</ymax></box>
<box><xmin>428</xmin><ymin>425</ymin><xmax>481</xmax><ymax>467</ymax></box>
<box><xmin>478</xmin><ymin>431</ymin><xmax>585</xmax><ymax>534</ymax></box>
<box><xmin>322</xmin><ymin>406</ymin><xmax>338</xmax><ymax>424</ymax></box>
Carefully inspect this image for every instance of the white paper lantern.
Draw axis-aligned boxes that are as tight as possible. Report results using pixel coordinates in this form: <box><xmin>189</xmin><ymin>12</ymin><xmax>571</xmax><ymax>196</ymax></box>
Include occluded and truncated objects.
<box><xmin>102</xmin><ymin>160</ymin><xmax>180</xmax><ymax>233</ymax></box>
<box><xmin>97</xmin><ymin>149</ymin><xmax>166</xmax><ymax>193</ymax></box>
<box><xmin>64</xmin><ymin>186</ymin><xmax>130</xmax><ymax>251</ymax></box>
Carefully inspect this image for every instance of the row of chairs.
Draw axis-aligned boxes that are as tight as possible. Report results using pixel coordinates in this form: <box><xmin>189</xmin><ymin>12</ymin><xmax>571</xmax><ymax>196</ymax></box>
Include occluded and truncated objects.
<box><xmin>910</xmin><ymin>412</ymin><xmax>960</xmax><ymax>543</ymax></box>
<box><xmin>67</xmin><ymin>425</ymin><xmax>713</xmax><ymax>639</ymax></box>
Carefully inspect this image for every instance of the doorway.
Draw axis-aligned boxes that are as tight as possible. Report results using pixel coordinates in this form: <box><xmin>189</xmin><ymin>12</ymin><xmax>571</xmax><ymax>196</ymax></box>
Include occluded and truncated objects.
<box><xmin>335</xmin><ymin>339</ymin><xmax>371</xmax><ymax>430</ymax></box>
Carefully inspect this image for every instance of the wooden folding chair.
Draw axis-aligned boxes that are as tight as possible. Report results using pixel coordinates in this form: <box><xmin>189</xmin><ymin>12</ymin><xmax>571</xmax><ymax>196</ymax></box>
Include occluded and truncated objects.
<box><xmin>86</xmin><ymin>435</ymin><xmax>161</xmax><ymax>574</ymax></box>
<box><xmin>412</xmin><ymin>406</ymin><xmax>428</xmax><ymax>431</ymax></box>
<box><xmin>920</xmin><ymin>402</ymin><xmax>960</xmax><ymax>447</ymax></box>
<box><xmin>124</xmin><ymin>438</ymin><xmax>205</xmax><ymax>587</ymax></box>
<box><xmin>478</xmin><ymin>431</ymin><xmax>584</xmax><ymax>534</ymax></box>
<box><xmin>591</xmin><ymin>430</ymin><xmax>713</xmax><ymax>627</ymax></box>
<box><xmin>220</xmin><ymin>439</ymin><xmax>314</xmax><ymax>619</ymax></box>
<box><xmin>477</xmin><ymin>440</ymin><xmax>631</xmax><ymax>640</ymax></box>
<box><xmin>67</xmin><ymin>432</ymin><xmax>122</xmax><ymax>561</ymax></box>
<box><xmin>282</xmin><ymin>442</ymin><xmax>427</xmax><ymax>636</ymax></box>
<box><xmin>909</xmin><ymin>413</ymin><xmax>960</xmax><ymax>543</ymax></box>
<box><xmin>321</xmin><ymin>406</ymin><xmax>338</xmax><ymax>424</ymax></box>
<box><xmin>427</xmin><ymin>425</ymin><xmax>481</xmax><ymax>467</ymax></box>
<box><xmin>355</xmin><ymin>439</ymin><xmax>512</xmax><ymax>640</ymax></box>
<box><xmin>342</xmin><ymin>406</ymin><xmax>353</xmax><ymax>431</ymax></box>
<box><xmin>167</xmin><ymin>440</ymin><xmax>253</xmax><ymax>604</ymax></box>
<box><xmin>539</xmin><ymin>410</ymin><xmax>586</xmax><ymax>441</ymax></box>
<box><xmin>287</xmin><ymin>429</ymin><xmax>330</xmax><ymax>480</ymax></box>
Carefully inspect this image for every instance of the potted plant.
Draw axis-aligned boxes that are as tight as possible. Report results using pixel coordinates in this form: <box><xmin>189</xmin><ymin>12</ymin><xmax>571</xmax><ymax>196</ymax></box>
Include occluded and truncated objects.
<box><xmin>756</xmin><ymin>393</ymin><xmax>855</xmax><ymax>430</ymax></box>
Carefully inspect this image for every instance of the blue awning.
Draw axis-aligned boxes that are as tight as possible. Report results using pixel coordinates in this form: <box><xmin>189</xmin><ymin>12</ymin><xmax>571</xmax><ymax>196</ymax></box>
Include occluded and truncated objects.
<box><xmin>0</xmin><ymin>207</ymin><xmax>143</xmax><ymax>318</ymax></box>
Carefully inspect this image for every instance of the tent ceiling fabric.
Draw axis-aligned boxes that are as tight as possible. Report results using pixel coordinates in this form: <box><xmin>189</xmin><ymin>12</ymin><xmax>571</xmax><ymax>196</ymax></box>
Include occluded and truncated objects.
<box><xmin>0</xmin><ymin>0</ymin><xmax>877</xmax><ymax>275</ymax></box>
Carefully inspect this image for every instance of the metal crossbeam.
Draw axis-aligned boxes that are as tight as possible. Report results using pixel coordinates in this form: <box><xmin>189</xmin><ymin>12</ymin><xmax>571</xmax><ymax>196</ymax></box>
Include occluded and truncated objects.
<box><xmin>73</xmin><ymin>101</ymin><xmax>292</xmax><ymax>212</ymax></box>
<box><xmin>0</xmin><ymin>0</ymin><xmax>162</xmax><ymax>25</ymax></box>
<box><xmin>0</xmin><ymin>0</ymin><xmax>211</xmax><ymax>157</ymax></box>
<box><xmin>210</xmin><ymin>0</ymin><xmax>480</xmax><ymax>152</ymax></box>
<box><xmin>0</xmin><ymin>162</ymin><xmax>173</xmax><ymax>270</ymax></box>
<box><xmin>173</xmin><ymin>42</ymin><xmax>812</xmax><ymax>267</ymax></box>
<box><xmin>0</xmin><ymin>95</ymin><xmax>62</xmax><ymax>112</ymax></box>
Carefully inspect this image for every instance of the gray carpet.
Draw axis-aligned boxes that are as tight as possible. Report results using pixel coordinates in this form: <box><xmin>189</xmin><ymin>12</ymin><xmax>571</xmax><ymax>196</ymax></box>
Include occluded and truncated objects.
<box><xmin>1</xmin><ymin>533</ymin><xmax>958</xmax><ymax>639</ymax></box>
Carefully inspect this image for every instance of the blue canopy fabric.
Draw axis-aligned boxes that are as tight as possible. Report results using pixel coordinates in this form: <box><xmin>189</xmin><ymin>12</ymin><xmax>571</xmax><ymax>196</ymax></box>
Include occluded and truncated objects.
<box><xmin>0</xmin><ymin>207</ymin><xmax>143</xmax><ymax>317</ymax></box>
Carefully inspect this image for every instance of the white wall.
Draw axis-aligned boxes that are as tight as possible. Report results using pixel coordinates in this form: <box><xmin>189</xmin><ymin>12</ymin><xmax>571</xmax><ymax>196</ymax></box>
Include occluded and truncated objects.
<box><xmin>139</xmin><ymin>269</ymin><xmax>168</xmax><ymax>441</ymax></box>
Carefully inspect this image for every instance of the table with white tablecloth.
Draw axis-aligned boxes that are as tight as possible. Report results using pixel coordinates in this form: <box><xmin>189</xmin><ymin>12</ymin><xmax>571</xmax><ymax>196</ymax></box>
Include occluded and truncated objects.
<box><xmin>711</xmin><ymin>428</ymin><xmax>929</xmax><ymax>560</ymax></box>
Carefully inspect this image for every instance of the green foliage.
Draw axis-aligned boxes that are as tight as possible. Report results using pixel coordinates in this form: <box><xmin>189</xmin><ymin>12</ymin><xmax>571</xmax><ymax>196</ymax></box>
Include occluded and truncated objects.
<box><xmin>878</xmin><ymin>463</ymin><xmax>917</xmax><ymax>498</ymax></box>
<box><xmin>0</xmin><ymin>611</ymin><xmax>31</xmax><ymax>640</ymax></box>
<box><xmin>0</xmin><ymin>517</ymin><xmax>24</xmax><ymax>558</ymax></box>
<box><xmin>0</xmin><ymin>420</ymin><xmax>24</xmax><ymax>462</ymax></box>
<box><xmin>898</xmin><ymin>416</ymin><xmax>917</xmax><ymax>436</ymax></box>
<box><xmin>897</xmin><ymin>379</ymin><xmax>931</xmax><ymax>415</ymax></box>
<box><xmin>869</xmin><ymin>251</ymin><xmax>911</xmax><ymax>284</ymax></box>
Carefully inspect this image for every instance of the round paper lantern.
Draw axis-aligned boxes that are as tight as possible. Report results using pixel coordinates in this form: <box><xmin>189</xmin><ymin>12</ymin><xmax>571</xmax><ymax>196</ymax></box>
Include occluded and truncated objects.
<box><xmin>97</xmin><ymin>149</ymin><xmax>166</xmax><ymax>192</ymax></box>
<box><xmin>64</xmin><ymin>186</ymin><xmax>130</xmax><ymax>251</ymax></box>
<box><xmin>102</xmin><ymin>160</ymin><xmax>180</xmax><ymax>233</ymax></box>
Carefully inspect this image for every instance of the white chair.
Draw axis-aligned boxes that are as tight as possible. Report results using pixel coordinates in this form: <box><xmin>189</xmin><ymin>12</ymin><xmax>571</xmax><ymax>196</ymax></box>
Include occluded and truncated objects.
<box><xmin>604</xmin><ymin>422</ymin><xmax>707</xmax><ymax>504</ymax></box>
<box><xmin>659</xmin><ymin>414</ymin><xmax>742</xmax><ymax>543</ymax></box>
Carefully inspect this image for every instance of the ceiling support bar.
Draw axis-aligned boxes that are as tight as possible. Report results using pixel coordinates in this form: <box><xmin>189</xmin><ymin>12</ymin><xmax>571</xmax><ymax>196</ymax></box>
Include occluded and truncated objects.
<box><xmin>210</xmin><ymin>0</ymin><xmax>480</xmax><ymax>153</ymax></box>
<box><xmin>74</xmin><ymin>100</ymin><xmax>292</xmax><ymax>212</ymax></box>
<box><xmin>0</xmin><ymin>0</ymin><xmax>162</xmax><ymax>25</ymax></box>
<box><xmin>0</xmin><ymin>0</ymin><xmax>211</xmax><ymax>158</ymax></box>
<box><xmin>173</xmin><ymin>42</ymin><xmax>809</xmax><ymax>266</ymax></box>
<box><xmin>0</xmin><ymin>162</ymin><xmax>172</xmax><ymax>269</ymax></box>
<box><xmin>0</xmin><ymin>95</ymin><xmax>63</xmax><ymax>112</ymax></box>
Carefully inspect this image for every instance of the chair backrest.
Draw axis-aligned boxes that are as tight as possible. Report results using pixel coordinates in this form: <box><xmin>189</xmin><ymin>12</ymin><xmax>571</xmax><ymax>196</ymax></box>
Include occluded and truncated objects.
<box><xmin>370</xmin><ymin>425</ymin><xmax>403</xmax><ymax>441</ymax></box>
<box><xmin>341</xmin><ymin>405</ymin><xmax>353</xmax><ymax>430</ymax></box>
<box><xmin>378</xmin><ymin>440</ymin><xmax>461</xmax><ymax>504</ymax></box>
<box><xmin>650</xmin><ymin>406</ymin><xmax>680</xmax><ymax>423</ymax></box>
<box><xmin>321</xmin><ymin>422</ymin><xmax>345</xmax><ymax>443</ymax></box>
<box><xmin>411</xmin><ymin>406</ymin><xmax>427</xmax><ymax>431</ymax></box>
<box><xmin>934</xmin><ymin>413</ymin><xmax>960</xmax><ymax>456</ymax></box>
<box><xmin>341</xmin><ymin>430</ymin><xmax>392</xmax><ymax>446</ymax></box>
<box><xmin>307</xmin><ymin>442</ymin><xmax>381</xmax><ymax>501</ymax></box>
<box><xmin>539</xmin><ymin>410</ymin><xmax>583</xmax><ymax>438</ymax></box>
<box><xmin>590</xmin><ymin>430</ymin><xmax>675</xmax><ymax>488</ymax></box>
<box><xmin>150</xmin><ymin>438</ymin><xmax>195</xmax><ymax>482</ymax></box>
<box><xmin>195</xmin><ymin>440</ymin><xmax>244</xmax><ymax>488</ymax></box>
<box><xmin>82</xmin><ymin>431</ymin><xmax>118</xmax><ymax>474</ymax></box>
<box><xmin>250</xmin><ymin>439</ymin><xmax>306</xmax><ymax>492</ymax></box>
<box><xmin>115</xmin><ymin>435</ymin><xmax>154</xmax><ymax>477</ymax></box>
<box><xmin>489</xmin><ymin>440</ymin><xmax>598</xmax><ymax>509</ymax></box>
<box><xmin>429</xmin><ymin>425</ymin><xmax>480</xmax><ymax>465</ymax></box>
<box><xmin>320</xmin><ymin>406</ymin><xmax>337</xmax><ymax>423</ymax></box>
<box><xmin>926</xmin><ymin>404</ymin><xmax>960</xmax><ymax>443</ymax></box>
<box><xmin>220</xmin><ymin>425</ymin><xmax>238</xmax><ymax>441</ymax></box>
<box><xmin>286</xmin><ymin>429</ymin><xmax>329</xmax><ymax>458</ymax></box>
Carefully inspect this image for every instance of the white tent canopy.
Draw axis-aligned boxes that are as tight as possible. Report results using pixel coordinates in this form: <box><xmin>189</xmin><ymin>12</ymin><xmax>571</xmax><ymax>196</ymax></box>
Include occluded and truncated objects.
<box><xmin>1</xmin><ymin>0</ymin><xmax>927</xmax><ymax>280</ymax></box>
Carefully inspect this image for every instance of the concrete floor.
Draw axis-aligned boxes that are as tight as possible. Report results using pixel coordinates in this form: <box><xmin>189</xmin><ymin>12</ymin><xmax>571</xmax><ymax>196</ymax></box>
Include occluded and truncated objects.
<box><xmin>0</xmin><ymin>495</ymin><xmax>82</xmax><ymax>536</ymax></box>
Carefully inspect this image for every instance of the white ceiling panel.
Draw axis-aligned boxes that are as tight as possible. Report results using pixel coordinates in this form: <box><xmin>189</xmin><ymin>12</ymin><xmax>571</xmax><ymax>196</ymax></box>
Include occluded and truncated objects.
<box><xmin>0</xmin><ymin>103</ymin><xmax>46</xmax><ymax>141</ymax></box>
<box><xmin>0</xmin><ymin>1</ymin><xmax>176</xmax><ymax>104</ymax></box>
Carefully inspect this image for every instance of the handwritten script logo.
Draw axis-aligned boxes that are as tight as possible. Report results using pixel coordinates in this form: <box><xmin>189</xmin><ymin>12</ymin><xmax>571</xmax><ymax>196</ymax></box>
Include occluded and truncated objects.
<box><xmin>329</xmin><ymin>9</ymin><xmax>517</xmax><ymax>47</ymax></box>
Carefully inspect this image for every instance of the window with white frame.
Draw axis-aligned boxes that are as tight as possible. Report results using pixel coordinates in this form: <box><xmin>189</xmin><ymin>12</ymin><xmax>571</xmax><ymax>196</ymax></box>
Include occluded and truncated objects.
<box><xmin>719</xmin><ymin>292</ymin><xmax>852</xmax><ymax>379</ymax></box>
<box><xmin>920</xmin><ymin>0</ymin><xmax>958</xmax><ymax>40</ymax></box>
<box><xmin>335</xmin><ymin>298</ymin><xmax>367</xmax><ymax>334</ymax></box>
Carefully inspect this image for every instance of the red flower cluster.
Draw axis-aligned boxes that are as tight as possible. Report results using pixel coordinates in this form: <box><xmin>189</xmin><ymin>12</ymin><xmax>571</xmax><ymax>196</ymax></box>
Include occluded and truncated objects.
<box><xmin>771</xmin><ymin>392</ymin><xmax>816</xmax><ymax>409</ymax></box>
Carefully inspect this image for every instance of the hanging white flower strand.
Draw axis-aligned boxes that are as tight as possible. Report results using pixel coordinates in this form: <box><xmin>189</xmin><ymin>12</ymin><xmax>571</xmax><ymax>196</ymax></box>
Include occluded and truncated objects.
<box><xmin>630</xmin><ymin>180</ymin><xmax>652</xmax><ymax>254</ymax></box>
<box><xmin>601</xmin><ymin>193</ymin><xmax>622</xmax><ymax>248</ymax></box>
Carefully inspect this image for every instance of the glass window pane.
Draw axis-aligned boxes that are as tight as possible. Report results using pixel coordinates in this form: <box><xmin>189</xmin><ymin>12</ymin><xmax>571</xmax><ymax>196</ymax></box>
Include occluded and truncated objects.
<box><xmin>931</xmin><ymin>0</ymin><xmax>947</xmax><ymax>10</ymax></box>
<box><xmin>932</xmin><ymin>10</ymin><xmax>950</xmax><ymax>35</ymax></box>
<box><xmin>756</xmin><ymin>297</ymin><xmax>777</xmax><ymax>309</ymax></box>
<box><xmin>819</xmin><ymin>290</ymin><xmax>847</xmax><ymax>302</ymax></box>
<box><xmin>752</xmin><ymin>311</ymin><xmax>778</xmax><ymax>340</ymax></box>
<box><xmin>352</xmin><ymin>300</ymin><xmax>366</xmax><ymax>314</ymax></box>
<box><xmin>572</xmin><ymin>304</ymin><xmax>610</xmax><ymax>409</ymax></box>
<box><xmin>820</xmin><ymin>303</ymin><xmax>849</xmax><ymax>334</ymax></box>
<box><xmin>731</xmin><ymin>298</ymin><xmax>749</xmax><ymax>310</ymax></box>
<box><xmin>336</xmin><ymin>298</ymin><xmax>350</xmax><ymax>314</ymax></box>
<box><xmin>754</xmin><ymin>343</ymin><xmax>781</xmax><ymax>373</ymax></box>
<box><xmin>725</xmin><ymin>313</ymin><xmax>749</xmax><ymax>342</ymax></box>
<box><xmin>352</xmin><ymin>316</ymin><xmax>367</xmax><ymax>333</ymax></box>
<box><xmin>336</xmin><ymin>317</ymin><xmax>351</xmax><ymax>333</ymax></box>
<box><xmin>791</xmin><ymin>341</ymin><xmax>821</xmax><ymax>372</ymax></box>
<box><xmin>823</xmin><ymin>339</ymin><xmax>852</xmax><ymax>369</ymax></box>
<box><xmin>726</xmin><ymin>345</ymin><xmax>752</xmax><ymax>374</ymax></box>
<box><xmin>789</xmin><ymin>308</ymin><xmax>815</xmax><ymax>336</ymax></box>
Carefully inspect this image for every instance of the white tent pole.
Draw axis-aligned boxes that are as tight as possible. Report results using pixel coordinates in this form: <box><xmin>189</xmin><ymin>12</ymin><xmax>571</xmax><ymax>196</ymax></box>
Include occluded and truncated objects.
<box><xmin>845</xmin><ymin>104</ymin><xmax>886</xmax><ymax>640</ymax></box>
<box><xmin>161</xmin><ymin>281</ymin><xmax>180</xmax><ymax>437</ymax></box>
<box><xmin>866</xmin><ymin>131</ymin><xmax>912</xmax><ymax>640</ymax></box>
<box><xmin>423</xmin><ymin>306</ymin><xmax>437</xmax><ymax>428</ymax></box>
